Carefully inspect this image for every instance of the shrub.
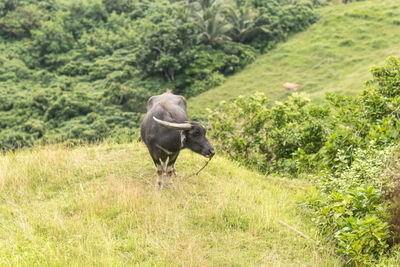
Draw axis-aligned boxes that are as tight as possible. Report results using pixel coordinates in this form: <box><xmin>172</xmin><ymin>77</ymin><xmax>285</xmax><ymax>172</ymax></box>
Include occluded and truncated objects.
<box><xmin>209</xmin><ymin>93</ymin><xmax>329</xmax><ymax>174</ymax></box>
<box><xmin>311</xmin><ymin>148</ymin><xmax>392</xmax><ymax>265</ymax></box>
<box><xmin>383</xmin><ymin>146</ymin><xmax>400</xmax><ymax>243</ymax></box>
<box><xmin>0</xmin><ymin>129</ymin><xmax>35</xmax><ymax>151</ymax></box>
<box><xmin>185</xmin><ymin>72</ymin><xmax>226</xmax><ymax>98</ymax></box>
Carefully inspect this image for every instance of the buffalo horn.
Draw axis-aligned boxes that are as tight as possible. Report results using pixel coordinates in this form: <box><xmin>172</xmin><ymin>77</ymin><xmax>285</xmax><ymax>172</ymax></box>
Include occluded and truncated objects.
<box><xmin>153</xmin><ymin>116</ymin><xmax>192</xmax><ymax>130</ymax></box>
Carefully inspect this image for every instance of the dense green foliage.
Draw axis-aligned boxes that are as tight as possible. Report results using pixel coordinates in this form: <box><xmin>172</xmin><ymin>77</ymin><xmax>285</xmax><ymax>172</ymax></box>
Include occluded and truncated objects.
<box><xmin>208</xmin><ymin>92</ymin><xmax>329</xmax><ymax>173</ymax></box>
<box><xmin>209</xmin><ymin>56</ymin><xmax>400</xmax><ymax>264</ymax></box>
<box><xmin>0</xmin><ymin>0</ymin><xmax>318</xmax><ymax>150</ymax></box>
<box><xmin>312</xmin><ymin>147</ymin><xmax>393</xmax><ymax>265</ymax></box>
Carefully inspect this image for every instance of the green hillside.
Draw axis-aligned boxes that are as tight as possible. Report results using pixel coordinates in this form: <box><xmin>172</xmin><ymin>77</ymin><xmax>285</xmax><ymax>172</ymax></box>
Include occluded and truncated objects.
<box><xmin>189</xmin><ymin>0</ymin><xmax>400</xmax><ymax>116</ymax></box>
<box><xmin>0</xmin><ymin>142</ymin><xmax>341</xmax><ymax>266</ymax></box>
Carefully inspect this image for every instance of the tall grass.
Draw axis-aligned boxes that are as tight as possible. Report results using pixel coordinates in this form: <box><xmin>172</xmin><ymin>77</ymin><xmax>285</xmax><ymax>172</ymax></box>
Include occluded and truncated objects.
<box><xmin>189</xmin><ymin>0</ymin><xmax>400</xmax><ymax>116</ymax></box>
<box><xmin>0</xmin><ymin>142</ymin><xmax>341</xmax><ymax>266</ymax></box>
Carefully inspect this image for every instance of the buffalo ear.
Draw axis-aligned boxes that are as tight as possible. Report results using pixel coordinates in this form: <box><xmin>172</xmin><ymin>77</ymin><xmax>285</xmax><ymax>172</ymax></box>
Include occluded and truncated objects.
<box><xmin>153</xmin><ymin>117</ymin><xmax>192</xmax><ymax>130</ymax></box>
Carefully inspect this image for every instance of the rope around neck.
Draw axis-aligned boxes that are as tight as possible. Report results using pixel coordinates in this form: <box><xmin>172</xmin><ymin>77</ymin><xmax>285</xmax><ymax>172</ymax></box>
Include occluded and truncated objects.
<box><xmin>185</xmin><ymin>157</ymin><xmax>213</xmax><ymax>179</ymax></box>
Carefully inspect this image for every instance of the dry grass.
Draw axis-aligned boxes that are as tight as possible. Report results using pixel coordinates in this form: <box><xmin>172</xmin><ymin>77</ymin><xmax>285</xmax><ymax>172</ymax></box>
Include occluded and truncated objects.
<box><xmin>0</xmin><ymin>142</ymin><xmax>342</xmax><ymax>266</ymax></box>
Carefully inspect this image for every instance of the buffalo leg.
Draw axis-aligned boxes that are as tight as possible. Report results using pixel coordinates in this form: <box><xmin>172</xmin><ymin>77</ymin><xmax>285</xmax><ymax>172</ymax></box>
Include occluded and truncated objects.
<box><xmin>166</xmin><ymin>165</ymin><xmax>175</xmax><ymax>186</ymax></box>
<box><xmin>156</xmin><ymin>164</ymin><xmax>164</xmax><ymax>188</ymax></box>
<box><xmin>166</xmin><ymin>153</ymin><xmax>179</xmax><ymax>186</ymax></box>
<box><xmin>153</xmin><ymin>158</ymin><xmax>167</xmax><ymax>189</ymax></box>
<box><xmin>172</xmin><ymin>165</ymin><xmax>177</xmax><ymax>177</ymax></box>
<box><xmin>151</xmin><ymin>153</ymin><xmax>167</xmax><ymax>188</ymax></box>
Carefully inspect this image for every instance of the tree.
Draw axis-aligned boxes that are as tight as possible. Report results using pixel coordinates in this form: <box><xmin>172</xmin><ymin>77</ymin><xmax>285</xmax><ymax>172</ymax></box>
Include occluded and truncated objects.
<box><xmin>136</xmin><ymin>19</ymin><xmax>196</xmax><ymax>82</ymax></box>
<box><xmin>0</xmin><ymin>0</ymin><xmax>17</xmax><ymax>17</ymax></box>
<box><xmin>0</xmin><ymin>4</ymin><xmax>46</xmax><ymax>37</ymax></box>
<box><xmin>223</xmin><ymin>0</ymin><xmax>269</xmax><ymax>43</ymax></box>
<box><xmin>31</xmin><ymin>15</ymin><xmax>74</xmax><ymax>67</ymax></box>
<box><xmin>189</xmin><ymin>0</ymin><xmax>231</xmax><ymax>46</ymax></box>
<box><xmin>101</xmin><ymin>0</ymin><xmax>135</xmax><ymax>14</ymax></box>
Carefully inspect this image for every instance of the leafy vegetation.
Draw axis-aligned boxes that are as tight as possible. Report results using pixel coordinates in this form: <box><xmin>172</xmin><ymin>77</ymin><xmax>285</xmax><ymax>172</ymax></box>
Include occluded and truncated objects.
<box><xmin>209</xmin><ymin>56</ymin><xmax>400</xmax><ymax>264</ymax></box>
<box><xmin>0</xmin><ymin>0</ymin><xmax>318</xmax><ymax>149</ymax></box>
<box><xmin>311</xmin><ymin>147</ymin><xmax>392</xmax><ymax>265</ymax></box>
<box><xmin>208</xmin><ymin>92</ymin><xmax>329</xmax><ymax>174</ymax></box>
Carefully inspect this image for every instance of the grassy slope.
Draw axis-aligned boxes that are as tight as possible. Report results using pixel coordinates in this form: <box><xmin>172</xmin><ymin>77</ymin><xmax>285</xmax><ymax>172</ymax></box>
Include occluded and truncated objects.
<box><xmin>189</xmin><ymin>0</ymin><xmax>400</xmax><ymax>116</ymax></box>
<box><xmin>0</xmin><ymin>142</ymin><xmax>341</xmax><ymax>266</ymax></box>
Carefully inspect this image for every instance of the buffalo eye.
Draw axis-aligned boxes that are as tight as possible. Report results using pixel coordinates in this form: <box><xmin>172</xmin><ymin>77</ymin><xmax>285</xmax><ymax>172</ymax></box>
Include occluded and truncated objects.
<box><xmin>193</xmin><ymin>130</ymin><xmax>201</xmax><ymax>137</ymax></box>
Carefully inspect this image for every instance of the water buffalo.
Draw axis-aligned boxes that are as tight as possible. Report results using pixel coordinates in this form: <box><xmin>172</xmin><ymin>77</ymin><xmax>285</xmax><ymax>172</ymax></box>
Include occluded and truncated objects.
<box><xmin>140</xmin><ymin>91</ymin><xmax>215</xmax><ymax>188</ymax></box>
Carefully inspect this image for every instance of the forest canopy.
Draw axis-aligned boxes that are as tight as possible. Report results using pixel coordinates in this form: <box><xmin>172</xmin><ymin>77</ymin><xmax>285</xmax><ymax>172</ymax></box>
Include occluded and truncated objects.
<box><xmin>0</xmin><ymin>0</ymin><xmax>318</xmax><ymax>150</ymax></box>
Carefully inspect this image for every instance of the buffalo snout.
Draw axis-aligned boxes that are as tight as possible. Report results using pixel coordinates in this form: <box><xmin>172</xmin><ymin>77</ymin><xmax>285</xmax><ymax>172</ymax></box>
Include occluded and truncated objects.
<box><xmin>208</xmin><ymin>148</ymin><xmax>215</xmax><ymax>158</ymax></box>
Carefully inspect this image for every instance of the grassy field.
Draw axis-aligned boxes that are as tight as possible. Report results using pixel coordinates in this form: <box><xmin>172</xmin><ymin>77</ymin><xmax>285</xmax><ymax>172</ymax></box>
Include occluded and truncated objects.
<box><xmin>189</xmin><ymin>0</ymin><xmax>400</xmax><ymax>116</ymax></box>
<box><xmin>0</xmin><ymin>142</ymin><xmax>342</xmax><ymax>266</ymax></box>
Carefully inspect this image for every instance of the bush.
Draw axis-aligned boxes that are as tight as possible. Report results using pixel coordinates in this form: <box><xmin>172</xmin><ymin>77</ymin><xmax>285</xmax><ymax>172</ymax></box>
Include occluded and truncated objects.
<box><xmin>383</xmin><ymin>146</ymin><xmax>400</xmax><ymax>243</ymax></box>
<box><xmin>209</xmin><ymin>93</ymin><xmax>329</xmax><ymax>174</ymax></box>
<box><xmin>0</xmin><ymin>129</ymin><xmax>35</xmax><ymax>151</ymax></box>
<box><xmin>185</xmin><ymin>72</ymin><xmax>226</xmax><ymax>97</ymax></box>
<box><xmin>311</xmin><ymin>148</ymin><xmax>392</xmax><ymax>265</ymax></box>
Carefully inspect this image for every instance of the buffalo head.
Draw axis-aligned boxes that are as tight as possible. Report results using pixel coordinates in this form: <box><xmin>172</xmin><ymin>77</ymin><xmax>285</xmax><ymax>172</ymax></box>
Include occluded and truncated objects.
<box><xmin>153</xmin><ymin>117</ymin><xmax>215</xmax><ymax>158</ymax></box>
